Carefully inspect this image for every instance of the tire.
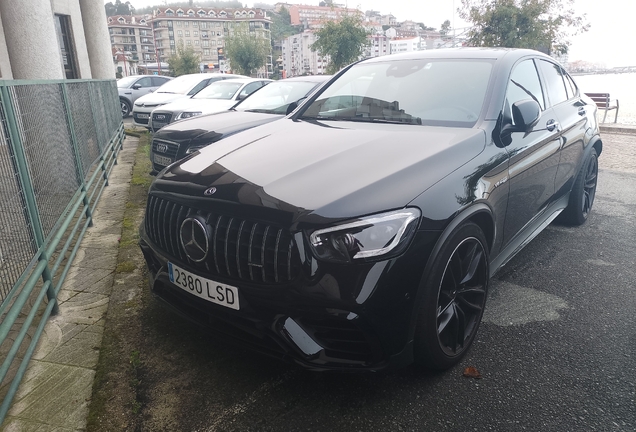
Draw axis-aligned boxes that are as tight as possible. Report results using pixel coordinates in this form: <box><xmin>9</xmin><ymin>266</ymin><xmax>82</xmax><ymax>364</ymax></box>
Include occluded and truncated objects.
<box><xmin>414</xmin><ymin>222</ymin><xmax>489</xmax><ymax>370</ymax></box>
<box><xmin>559</xmin><ymin>148</ymin><xmax>598</xmax><ymax>226</ymax></box>
<box><xmin>120</xmin><ymin>98</ymin><xmax>131</xmax><ymax>118</ymax></box>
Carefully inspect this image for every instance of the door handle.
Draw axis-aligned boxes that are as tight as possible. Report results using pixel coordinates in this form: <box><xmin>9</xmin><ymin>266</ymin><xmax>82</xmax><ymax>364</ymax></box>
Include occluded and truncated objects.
<box><xmin>546</xmin><ymin>119</ymin><xmax>560</xmax><ymax>132</ymax></box>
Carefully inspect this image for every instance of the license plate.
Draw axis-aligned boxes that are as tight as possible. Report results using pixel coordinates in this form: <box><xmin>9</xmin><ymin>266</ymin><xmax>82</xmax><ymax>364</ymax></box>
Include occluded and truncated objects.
<box><xmin>136</xmin><ymin>113</ymin><xmax>149</xmax><ymax>119</ymax></box>
<box><xmin>168</xmin><ymin>262</ymin><xmax>240</xmax><ymax>310</ymax></box>
<box><xmin>153</xmin><ymin>154</ymin><xmax>172</xmax><ymax>167</ymax></box>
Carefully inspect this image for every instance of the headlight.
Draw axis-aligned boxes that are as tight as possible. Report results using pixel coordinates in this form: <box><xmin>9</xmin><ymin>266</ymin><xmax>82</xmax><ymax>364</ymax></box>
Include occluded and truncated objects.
<box><xmin>309</xmin><ymin>208</ymin><xmax>420</xmax><ymax>263</ymax></box>
<box><xmin>178</xmin><ymin>111</ymin><xmax>202</xmax><ymax>120</ymax></box>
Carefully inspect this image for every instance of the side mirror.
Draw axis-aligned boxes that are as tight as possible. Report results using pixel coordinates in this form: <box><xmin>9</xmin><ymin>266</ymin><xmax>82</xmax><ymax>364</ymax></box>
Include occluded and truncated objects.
<box><xmin>286</xmin><ymin>97</ymin><xmax>307</xmax><ymax>115</ymax></box>
<box><xmin>132</xmin><ymin>83</ymin><xmax>142</xmax><ymax>90</ymax></box>
<box><xmin>511</xmin><ymin>99</ymin><xmax>541</xmax><ymax>132</ymax></box>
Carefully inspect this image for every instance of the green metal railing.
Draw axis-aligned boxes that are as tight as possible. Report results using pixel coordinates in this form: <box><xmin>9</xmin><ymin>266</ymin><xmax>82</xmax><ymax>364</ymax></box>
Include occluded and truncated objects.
<box><xmin>0</xmin><ymin>79</ymin><xmax>124</xmax><ymax>422</ymax></box>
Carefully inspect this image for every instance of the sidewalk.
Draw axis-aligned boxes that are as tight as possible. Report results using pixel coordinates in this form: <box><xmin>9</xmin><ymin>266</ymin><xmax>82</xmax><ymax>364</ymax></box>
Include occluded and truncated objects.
<box><xmin>1</xmin><ymin>123</ymin><xmax>635</xmax><ymax>432</ymax></box>
<box><xmin>0</xmin><ymin>136</ymin><xmax>139</xmax><ymax>432</ymax></box>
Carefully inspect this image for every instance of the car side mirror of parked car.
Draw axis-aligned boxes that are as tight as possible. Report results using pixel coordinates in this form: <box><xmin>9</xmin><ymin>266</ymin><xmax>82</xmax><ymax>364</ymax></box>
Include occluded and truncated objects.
<box><xmin>132</xmin><ymin>84</ymin><xmax>142</xmax><ymax>90</ymax></box>
<box><xmin>286</xmin><ymin>97</ymin><xmax>307</xmax><ymax>115</ymax></box>
<box><xmin>511</xmin><ymin>99</ymin><xmax>541</xmax><ymax>132</ymax></box>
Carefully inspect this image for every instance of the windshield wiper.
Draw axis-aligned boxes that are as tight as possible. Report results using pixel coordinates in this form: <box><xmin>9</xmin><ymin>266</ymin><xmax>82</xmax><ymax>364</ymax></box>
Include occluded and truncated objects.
<box><xmin>244</xmin><ymin>109</ymin><xmax>278</xmax><ymax>114</ymax></box>
<box><xmin>302</xmin><ymin>115</ymin><xmax>421</xmax><ymax>125</ymax></box>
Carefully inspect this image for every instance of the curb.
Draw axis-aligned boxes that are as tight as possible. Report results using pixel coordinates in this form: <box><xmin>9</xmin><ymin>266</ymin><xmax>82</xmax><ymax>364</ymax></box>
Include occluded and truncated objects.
<box><xmin>600</xmin><ymin>124</ymin><xmax>636</xmax><ymax>135</ymax></box>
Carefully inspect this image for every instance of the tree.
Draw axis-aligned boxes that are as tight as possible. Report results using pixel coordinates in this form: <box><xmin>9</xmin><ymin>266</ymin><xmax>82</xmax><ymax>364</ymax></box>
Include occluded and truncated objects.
<box><xmin>440</xmin><ymin>19</ymin><xmax>451</xmax><ymax>37</ymax></box>
<box><xmin>104</xmin><ymin>0</ymin><xmax>133</xmax><ymax>16</ymax></box>
<box><xmin>270</xmin><ymin>7</ymin><xmax>300</xmax><ymax>47</ymax></box>
<box><xmin>166</xmin><ymin>44</ymin><xmax>201</xmax><ymax>76</ymax></box>
<box><xmin>418</xmin><ymin>22</ymin><xmax>436</xmax><ymax>31</ymax></box>
<box><xmin>224</xmin><ymin>24</ymin><xmax>270</xmax><ymax>76</ymax></box>
<box><xmin>459</xmin><ymin>0</ymin><xmax>589</xmax><ymax>54</ymax></box>
<box><xmin>311</xmin><ymin>14</ymin><xmax>369</xmax><ymax>74</ymax></box>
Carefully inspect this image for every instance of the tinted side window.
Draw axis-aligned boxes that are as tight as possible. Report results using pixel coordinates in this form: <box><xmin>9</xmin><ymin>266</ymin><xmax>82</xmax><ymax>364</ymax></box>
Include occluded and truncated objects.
<box><xmin>537</xmin><ymin>60</ymin><xmax>568</xmax><ymax>106</ymax></box>
<box><xmin>136</xmin><ymin>77</ymin><xmax>153</xmax><ymax>87</ymax></box>
<box><xmin>240</xmin><ymin>82</ymin><xmax>262</xmax><ymax>98</ymax></box>
<box><xmin>152</xmin><ymin>77</ymin><xmax>170</xmax><ymax>86</ymax></box>
<box><xmin>505</xmin><ymin>59</ymin><xmax>545</xmax><ymax>123</ymax></box>
<box><xmin>187</xmin><ymin>79</ymin><xmax>210</xmax><ymax>95</ymax></box>
<box><xmin>564</xmin><ymin>73</ymin><xmax>578</xmax><ymax>99</ymax></box>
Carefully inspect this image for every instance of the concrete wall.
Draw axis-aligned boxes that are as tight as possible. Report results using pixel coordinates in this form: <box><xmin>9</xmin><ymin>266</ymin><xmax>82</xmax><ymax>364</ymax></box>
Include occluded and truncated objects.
<box><xmin>51</xmin><ymin>0</ymin><xmax>92</xmax><ymax>78</ymax></box>
<box><xmin>0</xmin><ymin>0</ymin><xmax>64</xmax><ymax>79</ymax></box>
<box><xmin>0</xmin><ymin>12</ymin><xmax>13</xmax><ymax>79</ymax></box>
<box><xmin>79</xmin><ymin>0</ymin><xmax>116</xmax><ymax>79</ymax></box>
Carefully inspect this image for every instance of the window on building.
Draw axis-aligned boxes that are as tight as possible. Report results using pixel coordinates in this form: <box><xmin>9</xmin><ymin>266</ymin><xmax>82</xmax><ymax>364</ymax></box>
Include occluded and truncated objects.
<box><xmin>201</xmin><ymin>22</ymin><xmax>207</xmax><ymax>29</ymax></box>
<box><xmin>187</xmin><ymin>40</ymin><xmax>192</xmax><ymax>45</ymax></box>
<box><xmin>204</xmin><ymin>49</ymin><xmax>210</xmax><ymax>56</ymax></box>
<box><xmin>203</xmin><ymin>40</ymin><xmax>209</xmax><ymax>47</ymax></box>
<box><xmin>54</xmin><ymin>14</ymin><xmax>78</xmax><ymax>79</ymax></box>
<box><xmin>194</xmin><ymin>31</ymin><xmax>199</xmax><ymax>36</ymax></box>
<box><xmin>176</xmin><ymin>21</ymin><xmax>182</xmax><ymax>26</ymax></box>
<box><xmin>185</xmin><ymin>30</ymin><xmax>190</xmax><ymax>36</ymax></box>
<box><xmin>193</xmin><ymin>21</ymin><xmax>198</xmax><ymax>27</ymax></box>
<box><xmin>177</xmin><ymin>30</ymin><xmax>182</xmax><ymax>36</ymax></box>
<box><xmin>184</xmin><ymin>21</ymin><xmax>189</xmax><ymax>27</ymax></box>
<box><xmin>195</xmin><ymin>40</ymin><xmax>199</xmax><ymax>45</ymax></box>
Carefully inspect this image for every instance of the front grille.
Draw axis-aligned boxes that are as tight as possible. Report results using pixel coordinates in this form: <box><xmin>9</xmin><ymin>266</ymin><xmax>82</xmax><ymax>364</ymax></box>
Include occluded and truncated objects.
<box><xmin>152</xmin><ymin>112</ymin><xmax>172</xmax><ymax>130</ymax></box>
<box><xmin>152</xmin><ymin>139</ymin><xmax>179</xmax><ymax>158</ymax></box>
<box><xmin>133</xmin><ymin>112</ymin><xmax>149</xmax><ymax>125</ymax></box>
<box><xmin>145</xmin><ymin>195</ymin><xmax>298</xmax><ymax>284</ymax></box>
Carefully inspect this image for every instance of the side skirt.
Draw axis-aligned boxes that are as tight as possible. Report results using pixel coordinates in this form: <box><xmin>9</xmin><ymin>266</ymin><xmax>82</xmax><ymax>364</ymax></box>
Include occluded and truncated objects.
<box><xmin>490</xmin><ymin>192</ymin><xmax>570</xmax><ymax>277</ymax></box>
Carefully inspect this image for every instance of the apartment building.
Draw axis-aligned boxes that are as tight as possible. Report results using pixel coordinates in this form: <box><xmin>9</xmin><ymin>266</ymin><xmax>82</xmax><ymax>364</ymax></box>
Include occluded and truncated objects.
<box><xmin>278</xmin><ymin>3</ymin><xmax>363</xmax><ymax>29</ymax></box>
<box><xmin>151</xmin><ymin>7</ymin><xmax>272</xmax><ymax>75</ymax></box>
<box><xmin>281</xmin><ymin>31</ymin><xmax>330</xmax><ymax>77</ymax></box>
<box><xmin>108</xmin><ymin>14</ymin><xmax>156</xmax><ymax>69</ymax></box>
<box><xmin>365</xmin><ymin>33</ymin><xmax>390</xmax><ymax>58</ymax></box>
<box><xmin>389</xmin><ymin>36</ymin><xmax>422</xmax><ymax>54</ymax></box>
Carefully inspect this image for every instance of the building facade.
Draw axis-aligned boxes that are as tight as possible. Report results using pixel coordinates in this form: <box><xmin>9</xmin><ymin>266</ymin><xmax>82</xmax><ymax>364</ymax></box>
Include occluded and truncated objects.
<box><xmin>283</xmin><ymin>3</ymin><xmax>363</xmax><ymax>29</ymax></box>
<box><xmin>151</xmin><ymin>7</ymin><xmax>272</xmax><ymax>76</ymax></box>
<box><xmin>0</xmin><ymin>0</ymin><xmax>113</xmax><ymax>80</ymax></box>
<box><xmin>108</xmin><ymin>15</ymin><xmax>156</xmax><ymax>75</ymax></box>
<box><xmin>281</xmin><ymin>31</ymin><xmax>329</xmax><ymax>77</ymax></box>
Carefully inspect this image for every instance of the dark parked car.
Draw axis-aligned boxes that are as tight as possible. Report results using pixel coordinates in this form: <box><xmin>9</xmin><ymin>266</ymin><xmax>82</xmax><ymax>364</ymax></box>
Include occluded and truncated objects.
<box><xmin>149</xmin><ymin>75</ymin><xmax>331</xmax><ymax>172</ymax></box>
<box><xmin>139</xmin><ymin>49</ymin><xmax>602</xmax><ymax>372</ymax></box>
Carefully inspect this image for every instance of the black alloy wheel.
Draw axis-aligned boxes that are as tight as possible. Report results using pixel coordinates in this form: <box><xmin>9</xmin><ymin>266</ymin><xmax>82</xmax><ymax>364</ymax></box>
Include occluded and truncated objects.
<box><xmin>121</xmin><ymin>99</ymin><xmax>131</xmax><ymax>118</ymax></box>
<box><xmin>414</xmin><ymin>222</ymin><xmax>489</xmax><ymax>370</ymax></box>
<box><xmin>560</xmin><ymin>148</ymin><xmax>598</xmax><ymax>226</ymax></box>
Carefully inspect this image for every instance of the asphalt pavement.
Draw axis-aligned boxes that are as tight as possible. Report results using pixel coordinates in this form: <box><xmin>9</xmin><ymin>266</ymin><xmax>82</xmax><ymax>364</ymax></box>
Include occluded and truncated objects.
<box><xmin>1</xmin><ymin>124</ymin><xmax>634</xmax><ymax>431</ymax></box>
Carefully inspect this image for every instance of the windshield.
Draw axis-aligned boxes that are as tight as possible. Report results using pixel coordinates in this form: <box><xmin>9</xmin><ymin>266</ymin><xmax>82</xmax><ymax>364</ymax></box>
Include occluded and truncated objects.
<box><xmin>301</xmin><ymin>59</ymin><xmax>493</xmax><ymax>127</ymax></box>
<box><xmin>117</xmin><ymin>76</ymin><xmax>140</xmax><ymax>88</ymax></box>
<box><xmin>156</xmin><ymin>75</ymin><xmax>206</xmax><ymax>94</ymax></box>
<box><xmin>236</xmin><ymin>81</ymin><xmax>320</xmax><ymax>114</ymax></box>
<box><xmin>192</xmin><ymin>81</ymin><xmax>243</xmax><ymax>100</ymax></box>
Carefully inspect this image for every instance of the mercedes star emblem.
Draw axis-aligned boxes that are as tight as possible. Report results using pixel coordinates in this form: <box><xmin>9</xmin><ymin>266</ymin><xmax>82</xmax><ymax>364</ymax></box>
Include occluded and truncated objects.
<box><xmin>204</xmin><ymin>187</ymin><xmax>217</xmax><ymax>196</ymax></box>
<box><xmin>179</xmin><ymin>217</ymin><xmax>209</xmax><ymax>262</ymax></box>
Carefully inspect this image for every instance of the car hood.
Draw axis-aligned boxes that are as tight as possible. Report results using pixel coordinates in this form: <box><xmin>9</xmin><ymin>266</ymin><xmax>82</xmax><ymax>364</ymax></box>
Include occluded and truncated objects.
<box><xmin>153</xmin><ymin>111</ymin><xmax>284</xmax><ymax>147</ymax></box>
<box><xmin>135</xmin><ymin>92</ymin><xmax>187</xmax><ymax>107</ymax></box>
<box><xmin>152</xmin><ymin>119</ymin><xmax>486</xmax><ymax>223</ymax></box>
<box><xmin>156</xmin><ymin>98</ymin><xmax>236</xmax><ymax>114</ymax></box>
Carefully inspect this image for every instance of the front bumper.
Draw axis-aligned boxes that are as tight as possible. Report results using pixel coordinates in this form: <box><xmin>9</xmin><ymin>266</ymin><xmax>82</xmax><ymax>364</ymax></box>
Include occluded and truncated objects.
<box><xmin>132</xmin><ymin>105</ymin><xmax>156</xmax><ymax>128</ymax></box>
<box><xmin>139</xmin><ymin>223</ymin><xmax>440</xmax><ymax>372</ymax></box>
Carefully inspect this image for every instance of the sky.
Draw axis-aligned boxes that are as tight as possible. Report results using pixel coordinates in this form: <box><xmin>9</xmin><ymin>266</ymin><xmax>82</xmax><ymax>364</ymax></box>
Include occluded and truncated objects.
<box><xmin>116</xmin><ymin>0</ymin><xmax>636</xmax><ymax>67</ymax></box>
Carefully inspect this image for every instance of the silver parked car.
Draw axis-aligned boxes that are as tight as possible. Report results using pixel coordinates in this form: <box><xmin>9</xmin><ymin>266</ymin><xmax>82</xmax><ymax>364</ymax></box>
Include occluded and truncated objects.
<box><xmin>132</xmin><ymin>73</ymin><xmax>247</xmax><ymax>128</ymax></box>
<box><xmin>149</xmin><ymin>78</ymin><xmax>271</xmax><ymax>131</ymax></box>
<box><xmin>117</xmin><ymin>75</ymin><xmax>172</xmax><ymax>118</ymax></box>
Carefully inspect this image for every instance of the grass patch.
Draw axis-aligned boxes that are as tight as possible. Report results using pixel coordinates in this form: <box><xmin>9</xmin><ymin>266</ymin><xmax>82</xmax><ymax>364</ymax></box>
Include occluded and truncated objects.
<box><xmin>87</xmin><ymin>131</ymin><xmax>154</xmax><ymax>431</ymax></box>
<box><xmin>116</xmin><ymin>261</ymin><xmax>136</xmax><ymax>273</ymax></box>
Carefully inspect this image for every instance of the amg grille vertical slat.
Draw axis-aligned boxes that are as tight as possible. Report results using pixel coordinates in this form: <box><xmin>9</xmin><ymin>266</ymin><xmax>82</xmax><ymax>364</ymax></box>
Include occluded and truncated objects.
<box><xmin>167</xmin><ymin>202</ymin><xmax>177</xmax><ymax>256</ymax></box>
<box><xmin>248</xmin><ymin>223</ymin><xmax>258</xmax><ymax>281</ymax></box>
<box><xmin>225</xmin><ymin>218</ymin><xmax>234</xmax><ymax>276</ymax></box>
<box><xmin>287</xmin><ymin>241</ymin><xmax>292</xmax><ymax>281</ymax></box>
<box><xmin>144</xmin><ymin>196</ymin><xmax>152</xmax><ymax>239</ymax></box>
<box><xmin>273</xmin><ymin>229</ymin><xmax>282</xmax><ymax>283</ymax></box>
<box><xmin>213</xmin><ymin>215</ymin><xmax>222</xmax><ymax>273</ymax></box>
<box><xmin>236</xmin><ymin>220</ymin><xmax>246</xmax><ymax>279</ymax></box>
<box><xmin>152</xmin><ymin>195</ymin><xmax>161</xmax><ymax>244</ymax></box>
<box><xmin>175</xmin><ymin>205</ymin><xmax>188</xmax><ymax>261</ymax></box>
<box><xmin>158</xmin><ymin>199</ymin><xmax>168</xmax><ymax>250</ymax></box>
<box><xmin>260</xmin><ymin>226</ymin><xmax>269</xmax><ymax>283</ymax></box>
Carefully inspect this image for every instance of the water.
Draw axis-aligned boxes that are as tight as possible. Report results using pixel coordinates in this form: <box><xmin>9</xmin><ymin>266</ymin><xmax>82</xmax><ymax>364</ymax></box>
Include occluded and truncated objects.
<box><xmin>572</xmin><ymin>72</ymin><xmax>636</xmax><ymax>125</ymax></box>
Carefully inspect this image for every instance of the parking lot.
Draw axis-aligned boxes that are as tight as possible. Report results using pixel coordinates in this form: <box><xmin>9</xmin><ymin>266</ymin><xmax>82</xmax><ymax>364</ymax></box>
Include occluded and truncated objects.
<box><xmin>97</xmin><ymin>129</ymin><xmax>635</xmax><ymax>432</ymax></box>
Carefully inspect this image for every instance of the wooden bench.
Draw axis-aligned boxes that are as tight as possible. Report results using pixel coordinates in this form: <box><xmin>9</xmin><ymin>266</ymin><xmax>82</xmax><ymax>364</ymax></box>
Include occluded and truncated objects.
<box><xmin>584</xmin><ymin>92</ymin><xmax>619</xmax><ymax>123</ymax></box>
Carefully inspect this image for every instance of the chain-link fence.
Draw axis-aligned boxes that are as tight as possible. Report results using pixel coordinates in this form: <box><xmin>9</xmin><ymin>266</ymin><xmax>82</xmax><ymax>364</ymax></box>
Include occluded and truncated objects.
<box><xmin>0</xmin><ymin>79</ymin><xmax>124</xmax><ymax>422</ymax></box>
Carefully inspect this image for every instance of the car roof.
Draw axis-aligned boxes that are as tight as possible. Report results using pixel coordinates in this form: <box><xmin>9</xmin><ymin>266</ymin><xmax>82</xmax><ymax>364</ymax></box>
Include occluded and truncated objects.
<box><xmin>362</xmin><ymin>47</ymin><xmax>552</xmax><ymax>63</ymax></box>
<box><xmin>282</xmin><ymin>75</ymin><xmax>332</xmax><ymax>82</ymax></box>
<box><xmin>218</xmin><ymin>78</ymin><xmax>273</xmax><ymax>84</ymax></box>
